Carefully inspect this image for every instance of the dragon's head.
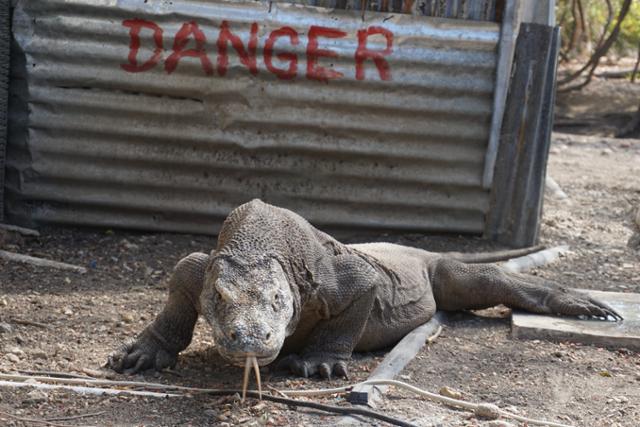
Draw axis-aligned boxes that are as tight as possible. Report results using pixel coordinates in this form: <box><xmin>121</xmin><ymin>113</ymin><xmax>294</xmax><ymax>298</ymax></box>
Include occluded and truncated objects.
<box><xmin>200</xmin><ymin>254</ymin><xmax>295</xmax><ymax>367</ymax></box>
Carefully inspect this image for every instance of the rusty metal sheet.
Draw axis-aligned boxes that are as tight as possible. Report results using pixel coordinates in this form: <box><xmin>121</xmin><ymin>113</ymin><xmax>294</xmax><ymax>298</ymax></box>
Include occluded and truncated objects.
<box><xmin>6</xmin><ymin>0</ymin><xmax>499</xmax><ymax>235</ymax></box>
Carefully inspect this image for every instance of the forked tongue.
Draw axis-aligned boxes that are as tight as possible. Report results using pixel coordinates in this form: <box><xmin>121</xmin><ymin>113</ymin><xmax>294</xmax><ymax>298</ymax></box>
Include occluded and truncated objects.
<box><xmin>241</xmin><ymin>355</ymin><xmax>262</xmax><ymax>402</ymax></box>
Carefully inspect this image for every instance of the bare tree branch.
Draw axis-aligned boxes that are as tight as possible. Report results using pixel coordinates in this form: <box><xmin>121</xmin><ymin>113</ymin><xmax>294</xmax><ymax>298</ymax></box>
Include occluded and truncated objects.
<box><xmin>558</xmin><ymin>0</ymin><xmax>633</xmax><ymax>91</ymax></box>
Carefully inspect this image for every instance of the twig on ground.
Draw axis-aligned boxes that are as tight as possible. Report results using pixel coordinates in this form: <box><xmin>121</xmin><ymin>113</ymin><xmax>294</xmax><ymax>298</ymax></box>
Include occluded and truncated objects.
<box><xmin>0</xmin><ymin>250</ymin><xmax>87</xmax><ymax>273</ymax></box>
<box><xmin>0</xmin><ymin>379</ymin><xmax>180</xmax><ymax>398</ymax></box>
<box><xmin>0</xmin><ymin>377</ymin><xmax>415</xmax><ymax>427</ymax></box>
<box><xmin>0</xmin><ymin>410</ymin><xmax>93</xmax><ymax>427</ymax></box>
<box><xmin>162</xmin><ymin>368</ymin><xmax>183</xmax><ymax>377</ymax></box>
<box><xmin>45</xmin><ymin>412</ymin><xmax>106</xmax><ymax>422</ymax></box>
<box><xmin>0</xmin><ymin>372</ymin><xmax>573</xmax><ymax>427</ymax></box>
<box><xmin>10</xmin><ymin>318</ymin><xmax>51</xmax><ymax>329</ymax></box>
<box><xmin>266</xmin><ymin>384</ymin><xmax>290</xmax><ymax>398</ymax></box>
<box><xmin>18</xmin><ymin>370</ymin><xmax>94</xmax><ymax>379</ymax></box>
<box><xmin>0</xmin><ymin>223</ymin><xmax>40</xmax><ymax>237</ymax></box>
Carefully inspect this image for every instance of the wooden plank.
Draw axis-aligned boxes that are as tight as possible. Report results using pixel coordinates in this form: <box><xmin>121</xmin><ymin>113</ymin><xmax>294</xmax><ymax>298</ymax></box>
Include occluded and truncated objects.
<box><xmin>346</xmin><ymin>313</ymin><xmax>443</xmax><ymax>409</ymax></box>
<box><xmin>512</xmin><ymin>291</ymin><xmax>640</xmax><ymax>350</ymax></box>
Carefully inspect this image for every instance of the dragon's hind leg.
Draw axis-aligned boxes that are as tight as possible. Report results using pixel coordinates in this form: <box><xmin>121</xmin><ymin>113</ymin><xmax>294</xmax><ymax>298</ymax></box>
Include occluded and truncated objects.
<box><xmin>430</xmin><ymin>258</ymin><xmax>621</xmax><ymax>320</ymax></box>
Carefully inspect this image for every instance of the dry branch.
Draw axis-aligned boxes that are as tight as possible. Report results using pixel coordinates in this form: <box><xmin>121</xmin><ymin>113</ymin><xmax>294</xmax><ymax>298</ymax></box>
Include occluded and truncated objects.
<box><xmin>0</xmin><ymin>250</ymin><xmax>87</xmax><ymax>273</ymax></box>
<box><xmin>0</xmin><ymin>223</ymin><xmax>40</xmax><ymax>237</ymax></box>
<box><xmin>559</xmin><ymin>0</ymin><xmax>633</xmax><ymax>91</ymax></box>
<box><xmin>0</xmin><ymin>410</ymin><xmax>93</xmax><ymax>427</ymax></box>
<box><xmin>11</xmin><ymin>318</ymin><xmax>51</xmax><ymax>329</ymax></box>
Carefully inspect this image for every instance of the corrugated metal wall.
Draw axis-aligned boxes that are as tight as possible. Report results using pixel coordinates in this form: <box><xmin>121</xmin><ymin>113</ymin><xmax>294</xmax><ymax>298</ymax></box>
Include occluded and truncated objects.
<box><xmin>6</xmin><ymin>0</ymin><xmax>499</xmax><ymax>234</ymax></box>
<box><xmin>281</xmin><ymin>0</ymin><xmax>498</xmax><ymax>21</ymax></box>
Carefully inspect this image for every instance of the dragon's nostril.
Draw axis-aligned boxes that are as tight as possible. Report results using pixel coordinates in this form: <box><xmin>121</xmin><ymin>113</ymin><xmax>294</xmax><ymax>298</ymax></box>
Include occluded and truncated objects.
<box><xmin>265</xmin><ymin>332</ymin><xmax>271</xmax><ymax>341</ymax></box>
<box><xmin>230</xmin><ymin>331</ymin><xmax>237</xmax><ymax>341</ymax></box>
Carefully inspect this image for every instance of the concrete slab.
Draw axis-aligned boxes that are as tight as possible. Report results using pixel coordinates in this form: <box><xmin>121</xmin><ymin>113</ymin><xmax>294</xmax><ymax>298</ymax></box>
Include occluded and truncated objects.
<box><xmin>512</xmin><ymin>290</ymin><xmax>640</xmax><ymax>350</ymax></box>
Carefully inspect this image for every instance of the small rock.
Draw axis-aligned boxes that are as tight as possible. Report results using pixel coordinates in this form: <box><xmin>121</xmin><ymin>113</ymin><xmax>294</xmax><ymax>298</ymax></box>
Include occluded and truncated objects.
<box><xmin>439</xmin><ymin>386</ymin><xmax>463</xmax><ymax>399</ymax></box>
<box><xmin>23</xmin><ymin>389</ymin><xmax>47</xmax><ymax>404</ymax></box>
<box><xmin>601</xmin><ymin>148</ymin><xmax>613</xmax><ymax>156</ymax></box>
<box><xmin>121</xmin><ymin>313</ymin><xmax>135</xmax><ymax>324</ymax></box>
<box><xmin>0</xmin><ymin>322</ymin><xmax>12</xmax><ymax>334</ymax></box>
<box><xmin>63</xmin><ymin>307</ymin><xmax>74</xmax><ymax>315</ymax></box>
<box><xmin>252</xmin><ymin>402</ymin><xmax>267</xmax><ymax>411</ymax></box>
<box><xmin>6</xmin><ymin>353</ymin><xmax>20</xmax><ymax>363</ymax></box>
<box><xmin>203</xmin><ymin>409</ymin><xmax>217</xmax><ymax>417</ymax></box>
<box><xmin>0</xmin><ymin>298</ymin><xmax>7</xmax><ymax>306</ymax></box>
<box><xmin>31</xmin><ymin>350</ymin><xmax>48</xmax><ymax>360</ymax></box>
<box><xmin>10</xmin><ymin>346</ymin><xmax>25</xmax><ymax>356</ymax></box>
<box><xmin>121</xmin><ymin>239</ymin><xmax>139</xmax><ymax>251</ymax></box>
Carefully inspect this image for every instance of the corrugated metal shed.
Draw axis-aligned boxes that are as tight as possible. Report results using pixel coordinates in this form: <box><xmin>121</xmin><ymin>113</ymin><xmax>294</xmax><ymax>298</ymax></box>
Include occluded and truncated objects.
<box><xmin>7</xmin><ymin>0</ymin><xmax>500</xmax><ymax>235</ymax></box>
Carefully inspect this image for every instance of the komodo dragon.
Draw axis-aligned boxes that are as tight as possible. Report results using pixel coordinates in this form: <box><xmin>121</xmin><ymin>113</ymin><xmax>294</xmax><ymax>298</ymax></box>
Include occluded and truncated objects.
<box><xmin>108</xmin><ymin>199</ymin><xmax>621</xmax><ymax>379</ymax></box>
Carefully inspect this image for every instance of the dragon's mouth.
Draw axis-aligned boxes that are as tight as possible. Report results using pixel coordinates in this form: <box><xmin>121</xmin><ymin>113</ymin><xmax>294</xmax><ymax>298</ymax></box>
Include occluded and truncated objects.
<box><xmin>218</xmin><ymin>347</ymin><xmax>278</xmax><ymax>367</ymax></box>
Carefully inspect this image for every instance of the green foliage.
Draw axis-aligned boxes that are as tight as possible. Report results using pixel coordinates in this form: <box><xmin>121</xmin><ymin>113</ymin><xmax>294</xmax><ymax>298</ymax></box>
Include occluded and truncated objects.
<box><xmin>556</xmin><ymin>0</ymin><xmax>640</xmax><ymax>56</ymax></box>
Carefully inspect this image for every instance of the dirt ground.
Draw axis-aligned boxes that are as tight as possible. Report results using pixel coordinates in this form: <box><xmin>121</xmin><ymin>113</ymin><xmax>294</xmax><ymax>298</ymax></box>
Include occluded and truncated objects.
<box><xmin>1</xmin><ymin>79</ymin><xmax>640</xmax><ymax>426</ymax></box>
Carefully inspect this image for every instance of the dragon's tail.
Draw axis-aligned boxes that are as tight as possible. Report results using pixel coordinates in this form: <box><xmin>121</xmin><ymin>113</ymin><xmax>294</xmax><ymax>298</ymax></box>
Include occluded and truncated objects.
<box><xmin>443</xmin><ymin>245</ymin><xmax>546</xmax><ymax>264</ymax></box>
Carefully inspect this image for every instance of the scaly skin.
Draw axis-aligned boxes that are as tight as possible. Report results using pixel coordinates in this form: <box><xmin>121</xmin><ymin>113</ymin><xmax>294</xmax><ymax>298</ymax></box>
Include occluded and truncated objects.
<box><xmin>108</xmin><ymin>199</ymin><xmax>621</xmax><ymax>378</ymax></box>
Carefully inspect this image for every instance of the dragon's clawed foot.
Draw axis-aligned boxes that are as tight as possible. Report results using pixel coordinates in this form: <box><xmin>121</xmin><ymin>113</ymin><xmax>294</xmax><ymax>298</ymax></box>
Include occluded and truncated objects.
<box><xmin>547</xmin><ymin>289</ymin><xmax>623</xmax><ymax>321</ymax></box>
<box><xmin>276</xmin><ymin>353</ymin><xmax>350</xmax><ymax>379</ymax></box>
<box><xmin>107</xmin><ymin>329</ymin><xmax>178</xmax><ymax>374</ymax></box>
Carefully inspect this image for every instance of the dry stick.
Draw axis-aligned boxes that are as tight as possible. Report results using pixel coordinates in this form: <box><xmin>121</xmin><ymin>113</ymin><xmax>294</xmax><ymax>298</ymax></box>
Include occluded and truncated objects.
<box><xmin>46</xmin><ymin>412</ymin><xmax>106</xmax><ymax>422</ymax></box>
<box><xmin>18</xmin><ymin>370</ymin><xmax>94</xmax><ymax>379</ymax></box>
<box><xmin>0</xmin><ymin>410</ymin><xmax>92</xmax><ymax>427</ymax></box>
<box><xmin>0</xmin><ymin>374</ymin><xmax>572</xmax><ymax>427</ymax></box>
<box><xmin>10</xmin><ymin>318</ymin><xmax>51</xmax><ymax>329</ymax></box>
<box><xmin>360</xmin><ymin>380</ymin><xmax>573</xmax><ymax>427</ymax></box>
<box><xmin>0</xmin><ymin>379</ymin><xmax>415</xmax><ymax>427</ymax></box>
<box><xmin>0</xmin><ymin>379</ymin><xmax>180</xmax><ymax>398</ymax></box>
<box><xmin>0</xmin><ymin>223</ymin><xmax>40</xmax><ymax>237</ymax></box>
<box><xmin>196</xmin><ymin>389</ymin><xmax>418</xmax><ymax>427</ymax></box>
<box><xmin>266</xmin><ymin>384</ymin><xmax>289</xmax><ymax>398</ymax></box>
<box><xmin>0</xmin><ymin>250</ymin><xmax>87</xmax><ymax>273</ymax></box>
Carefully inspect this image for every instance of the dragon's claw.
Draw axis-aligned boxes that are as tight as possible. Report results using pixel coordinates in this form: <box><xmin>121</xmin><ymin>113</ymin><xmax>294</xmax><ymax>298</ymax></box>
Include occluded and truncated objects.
<box><xmin>277</xmin><ymin>353</ymin><xmax>350</xmax><ymax>379</ymax></box>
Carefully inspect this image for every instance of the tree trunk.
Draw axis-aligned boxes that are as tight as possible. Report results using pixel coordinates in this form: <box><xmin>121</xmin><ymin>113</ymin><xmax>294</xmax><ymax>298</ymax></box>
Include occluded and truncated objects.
<box><xmin>617</xmin><ymin>103</ymin><xmax>640</xmax><ymax>138</ymax></box>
